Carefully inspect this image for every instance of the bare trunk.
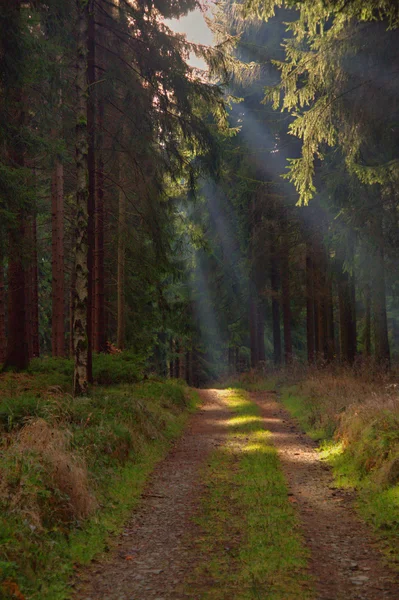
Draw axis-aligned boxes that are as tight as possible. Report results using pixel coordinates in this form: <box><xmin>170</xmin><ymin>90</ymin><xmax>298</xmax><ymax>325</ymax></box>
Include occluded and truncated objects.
<box><xmin>93</xmin><ymin>98</ymin><xmax>106</xmax><ymax>352</ymax></box>
<box><xmin>2</xmin><ymin>2</ymin><xmax>28</xmax><ymax>370</ymax></box>
<box><xmin>257</xmin><ymin>300</ymin><xmax>266</xmax><ymax>363</ymax></box>
<box><xmin>86</xmin><ymin>0</ymin><xmax>96</xmax><ymax>380</ymax></box>
<box><xmin>117</xmin><ymin>171</ymin><xmax>126</xmax><ymax>349</ymax></box>
<box><xmin>178</xmin><ymin>340</ymin><xmax>186</xmax><ymax>380</ymax></box>
<box><xmin>306</xmin><ymin>242</ymin><xmax>315</xmax><ymax>364</ymax></box>
<box><xmin>281</xmin><ymin>240</ymin><xmax>292</xmax><ymax>364</ymax></box>
<box><xmin>325</xmin><ymin>276</ymin><xmax>335</xmax><ymax>361</ymax></box>
<box><xmin>364</xmin><ymin>283</ymin><xmax>371</xmax><ymax>357</ymax></box>
<box><xmin>73</xmin><ymin>0</ymin><xmax>89</xmax><ymax>395</ymax></box>
<box><xmin>371</xmin><ymin>214</ymin><xmax>390</xmax><ymax>366</ymax></box>
<box><xmin>26</xmin><ymin>215</ymin><xmax>39</xmax><ymax>359</ymax></box>
<box><xmin>337</xmin><ymin>262</ymin><xmax>355</xmax><ymax>365</ymax></box>
<box><xmin>4</xmin><ymin>218</ymin><xmax>29</xmax><ymax>370</ymax></box>
<box><xmin>0</xmin><ymin>257</ymin><xmax>5</xmax><ymax>363</ymax></box>
<box><xmin>249</xmin><ymin>292</ymin><xmax>258</xmax><ymax>368</ymax></box>
<box><xmin>271</xmin><ymin>248</ymin><xmax>281</xmax><ymax>366</ymax></box>
<box><xmin>51</xmin><ymin>161</ymin><xmax>65</xmax><ymax>356</ymax></box>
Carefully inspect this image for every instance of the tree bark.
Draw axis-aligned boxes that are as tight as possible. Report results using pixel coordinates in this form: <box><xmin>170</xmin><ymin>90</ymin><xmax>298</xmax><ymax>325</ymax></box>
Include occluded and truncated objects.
<box><xmin>0</xmin><ymin>257</ymin><xmax>5</xmax><ymax>363</ymax></box>
<box><xmin>271</xmin><ymin>249</ymin><xmax>281</xmax><ymax>366</ymax></box>
<box><xmin>364</xmin><ymin>283</ymin><xmax>371</xmax><ymax>357</ymax></box>
<box><xmin>4</xmin><ymin>217</ymin><xmax>29</xmax><ymax>370</ymax></box>
<box><xmin>116</xmin><ymin>166</ymin><xmax>126</xmax><ymax>349</ymax></box>
<box><xmin>93</xmin><ymin>87</ymin><xmax>106</xmax><ymax>352</ymax></box>
<box><xmin>2</xmin><ymin>1</ymin><xmax>28</xmax><ymax>371</ymax></box>
<box><xmin>325</xmin><ymin>276</ymin><xmax>335</xmax><ymax>361</ymax></box>
<box><xmin>306</xmin><ymin>242</ymin><xmax>315</xmax><ymax>364</ymax></box>
<box><xmin>51</xmin><ymin>161</ymin><xmax>65</xmax><ymax>356</ymax></box>
<box><xmin>337</xmin><ymin>262</ymin><xmax>355</xmax><ymax>365</ymax></box>
<box><xmin>371</xmin><ymin>214</ymin><xmax>390</xmax><ymax>366</ymax></box>
<box><xmin>178</xmin><ymin>339</ymin><xmax>186</xmax><ymax>380</ymax></box>
<box><xmin>26</xmin><ymin>215</ymin><xmax>39</xmax><ymax>359</ymax></box>
<box><xmin>73</xmin><ymin>0</ymin><xmax>89</xmax><ymax>396</ymax></box>
<box><xmin>257</xmin><ymin>300</ymin><xmax>266</xmax><ymax>363</ymax></box>
<box><xmin>281</xmin><ymin>236</ymin><xmax>292</xmax><ymax>364</ymax></box>
<box><xmin>86</xmin><ymin>0</ymin><xmax>96</xmax><ymax>381</ymax></box>
<box><xmin>249</xmin><ymin>292</ymin><xmax>259</xmax><ymax>368</ymax></box>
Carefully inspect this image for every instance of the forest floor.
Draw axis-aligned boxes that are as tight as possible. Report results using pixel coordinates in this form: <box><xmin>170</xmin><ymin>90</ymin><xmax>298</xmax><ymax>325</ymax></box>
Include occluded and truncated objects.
<box><xmin>72</xmin><ymin>388</ymin><xmax>399</xmax><ymax>600</ymax></box>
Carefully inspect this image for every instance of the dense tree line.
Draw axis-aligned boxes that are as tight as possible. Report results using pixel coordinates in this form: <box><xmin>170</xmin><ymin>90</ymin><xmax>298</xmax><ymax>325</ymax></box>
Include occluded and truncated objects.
<box><xmin>0</xmin><ymin>0</ymin><xmax>228</xmax><ymax>393</ymax></box>
<box><xmin>1</xmin><ymin>0</ymin><xmax>399</xmax><ymax>390</ymax></box>
<box><xmin>186</xmin><ymin>0</ymin><xmax>399</xmax><ymax>377</ymax></box>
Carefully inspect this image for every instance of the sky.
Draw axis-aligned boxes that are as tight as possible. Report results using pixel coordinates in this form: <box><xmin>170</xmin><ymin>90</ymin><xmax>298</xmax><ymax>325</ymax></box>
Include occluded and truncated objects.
<box><xmin>165</xmin><ymin>8</ymin><xmax>214</xmax><ymax>70</ymax></box>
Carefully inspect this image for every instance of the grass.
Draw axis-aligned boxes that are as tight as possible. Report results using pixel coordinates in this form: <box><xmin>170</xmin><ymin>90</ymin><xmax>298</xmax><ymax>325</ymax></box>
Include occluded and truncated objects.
<box><xmin>189</xmin><ymin>388</ymin><xmax>312</xmax><ymax>599</ymax></box>
<box><xmin>279</xmin><ymin>371</ymin><xmax>399</xmax><ymax>568</ymax></box>
<box><xmin>0</xmin><ymin>367</ymin><xmax>198</xmax><ymax>600</ymax></box>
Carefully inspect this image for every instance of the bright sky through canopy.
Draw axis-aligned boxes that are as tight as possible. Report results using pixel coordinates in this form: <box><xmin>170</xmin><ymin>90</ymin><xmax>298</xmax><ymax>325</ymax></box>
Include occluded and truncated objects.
<box><xmin>165</xmin><ymin>7</ymin><xmax>214</xmax><ymax>70</ymax></box>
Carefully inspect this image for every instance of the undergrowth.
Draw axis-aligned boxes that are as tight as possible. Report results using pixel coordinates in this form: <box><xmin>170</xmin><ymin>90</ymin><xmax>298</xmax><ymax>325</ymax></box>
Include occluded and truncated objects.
<box><xmin>279</xmin><ymin>368</ymin><xmax>399</xmax><ymax>567</ymax></box>
<box><xmin>228</xmin><ymin>366</ymin><xmax>399</xmax><ymax>567</ymax></box>
<box><xmin>0</xmin><ymin>372</ymin><xmax>197</xmax><ymax>600</ymax></box>
<box><xmin>190</xmin><ymin>389</ymin><xmax>312</xmax><ymax>599</ymax></box>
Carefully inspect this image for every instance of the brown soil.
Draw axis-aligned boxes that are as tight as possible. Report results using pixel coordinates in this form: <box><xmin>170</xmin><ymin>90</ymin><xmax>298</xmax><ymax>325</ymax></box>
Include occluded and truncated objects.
<box><xmin>73</xmin><ymin>390</ymin><xmax>399</xmax><ymax>600</ymax></box>
<box><xmin>73</xmin><ymin>389</ymin><xmax>230</xmax><ymax>600</ymax></box>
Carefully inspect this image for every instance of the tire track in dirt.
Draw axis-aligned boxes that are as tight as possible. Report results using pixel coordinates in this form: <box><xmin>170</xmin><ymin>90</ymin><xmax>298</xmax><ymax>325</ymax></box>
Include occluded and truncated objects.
<box><xmin>252</xmin><ymin>391</ymin><xmax>399</xmax><ymax>600</ymax></box>
<box><xmin>73</xmin><ymin>390</ymin><xmax>230</xmax><ymax>600</ymax></box>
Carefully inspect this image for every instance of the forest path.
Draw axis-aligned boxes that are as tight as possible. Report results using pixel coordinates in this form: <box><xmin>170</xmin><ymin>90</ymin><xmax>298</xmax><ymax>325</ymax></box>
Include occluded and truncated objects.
<box><xmin>73</xmin><ymin>389</ymin><xmax>230</xmax><ymax>600</ymax></box>
<box><xmin>251</xmin><ymin>391</ymin><xmax>399</xmax><ymax>600</ymax></box>
<box><xmin>73</xmin><ymin>389</ymin><xmax>399</xmax><ymax>600</ymax></box>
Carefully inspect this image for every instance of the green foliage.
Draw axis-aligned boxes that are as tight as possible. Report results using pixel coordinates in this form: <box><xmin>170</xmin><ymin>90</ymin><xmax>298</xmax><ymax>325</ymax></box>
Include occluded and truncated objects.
<box><xmin>92</xmin><ymin>352</ymin><xmax>145</xmax><ymax>385</ymax></box>
<box><xmin>280</xmin><ymin>381</ymin><xmax>399</xmax><ymax>563</ymax></box>
<box><xmin>0</xmin><ymin>373</ymin><xmax>196</xmax><ymax>599</ymax></box>
<box><xmin>28</xmin><ymin>352</ymin><xmax>145</xmax><ymax>386</ymax></box>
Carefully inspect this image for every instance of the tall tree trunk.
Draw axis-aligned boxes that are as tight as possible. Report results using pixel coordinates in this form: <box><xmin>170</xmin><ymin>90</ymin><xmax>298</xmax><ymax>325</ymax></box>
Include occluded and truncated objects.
<box><xmin>2</xmin><ymin>1</ymin><xmax>28</xmax><ymax>371</ymax></box>
<box><xmin>306</xmin><ymin>242</ymin><xmax>315</xmax><ymax>364</ymax></box>
<box><xmin>93</xmin><ymin>93</ymin><xmax>106</xmax><ymax>352</ymax></box>
<box><xmin>26</xmin><ymin>215</ymin><xmax>39</xmax><ymax>359</ymax></box>
<box><xmin>315</xmin><ymin>248</ymin><xmax>326</xmax><ymax>360</ymax></box>
<box><xmin>249</xmin><ymin>292</ymin><xmax>259</xmax><ymax>368</ymax></box>
<box><xmin>371</xmin><ymin>214</ymin><xmax>390</xmax><ymax>366</ymax></box>
<box><xmin>271</xmin><ymin>249</ymin><xmax>281</xmax><ymax>366</ymax></box>
<box><xmin>337</xmin><ymin>262</ymin><xmax>355</xmax><ymax>365</ymax></box>
<box><xmin>4</xmin><ymin>217</ymin><xmax>29</xmax><ymax>370</ymax></box>
<box><xmin>325</xmin><ymin>276</ymin><xmax>335</xmax><ymax>361</ymax></box>
<box><xmin>281</xmin><ymin>236</ymin><xmax>292</xmax><ymax>364</ymax></box>
<box><xmin>257</xmin><ymin>300</ymin><xmax>266</xmax><ymax>362</ymax></box>
<box><xmin>51</xmin><ymin>161</ymin><xmax>65</xmax><ymax>356</ymax></box>
<box><xmin>86</xmin><ymin>0</ymin><xmax>96</xmax><ymax>381</ymax></box>
<box><xmin>0</xmin><ymin>257</ymin><xmax>5</xmax><ymax>363</ymax></box>
<box><xmin>73</xmin><ymin>0</ymin><xmax>89</xmax><ymax>396</ymax></box>
<box><xmin>69</xmin><ymin>265</ymin><xmax>76</xmax><ymax>358</ymax></box>
<box><xmin>364</xmin><ymin>283</ymin><xmax>371</xmax><ymax>357</ymax></box>
<box><xmin>117</xmin><ymin>170</ymin><xmax>126</xmax><ymax>349</ymax></box>
<box><xmin>179</xmin><ymin>340</ymin><xmax>186</xmax><ymax>380</ymax></box>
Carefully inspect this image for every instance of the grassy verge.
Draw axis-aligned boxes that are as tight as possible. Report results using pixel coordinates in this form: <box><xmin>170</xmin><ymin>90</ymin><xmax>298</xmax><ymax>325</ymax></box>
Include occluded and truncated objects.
<box><xmin>0</xmin><ymin>371</ymin><xmax>198</xmax><ymax>600</ymax></box>
<box><xmin>280</xmin><ymin>377</ymin><xmax>399</xmax><ymax>567</ymax></box>
<box><xmin>189</xmin><ymin>389</ymin><xmax>312</xmax><ymax>599</ymax></box>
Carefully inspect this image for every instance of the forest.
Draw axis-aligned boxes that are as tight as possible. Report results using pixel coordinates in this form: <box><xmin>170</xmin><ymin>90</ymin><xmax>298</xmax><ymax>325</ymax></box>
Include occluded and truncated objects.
<box><xmin>1</xmin><ymin>1</ymin><xmax>399</xmax><ymax>599</ymax></box>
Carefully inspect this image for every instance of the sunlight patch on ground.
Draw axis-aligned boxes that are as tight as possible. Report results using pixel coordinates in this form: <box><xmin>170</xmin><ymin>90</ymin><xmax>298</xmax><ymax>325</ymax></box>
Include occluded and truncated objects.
<box><xmin>188</xmin><ymin>388</ymin><xmax>313</xmax><ymax>599</ymax></box>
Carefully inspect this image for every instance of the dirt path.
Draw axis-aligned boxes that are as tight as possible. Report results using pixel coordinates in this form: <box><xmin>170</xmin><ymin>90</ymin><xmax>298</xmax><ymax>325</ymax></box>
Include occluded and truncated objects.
<box><xmin>73</xmin><ymin>389</ymin><xmax>399</xmax><ymax>600</ymax></box>
<box><xmin>73</xmin><ymin>390</ymin><xmax>230</xmax><ymax>600</ymax></box>
<box><xmin>252</xmin><ymin>391</ymin><xmax>399</xmax><ymax>600</ymax></box>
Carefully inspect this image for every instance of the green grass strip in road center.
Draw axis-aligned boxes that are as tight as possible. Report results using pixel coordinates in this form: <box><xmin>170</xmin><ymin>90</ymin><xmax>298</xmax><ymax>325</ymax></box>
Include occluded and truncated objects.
<box><xmin>189</xmin><ymin>388</ymin><xmax>313</xmax><ymax>599</ymax></box>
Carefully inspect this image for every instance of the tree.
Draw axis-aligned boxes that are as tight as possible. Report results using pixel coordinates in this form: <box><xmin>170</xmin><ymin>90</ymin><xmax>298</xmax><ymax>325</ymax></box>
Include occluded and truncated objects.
<box><xmin>72</xmin><ymin>0</ymin><xmax>89</xmax><ymax>396</ymax></box>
